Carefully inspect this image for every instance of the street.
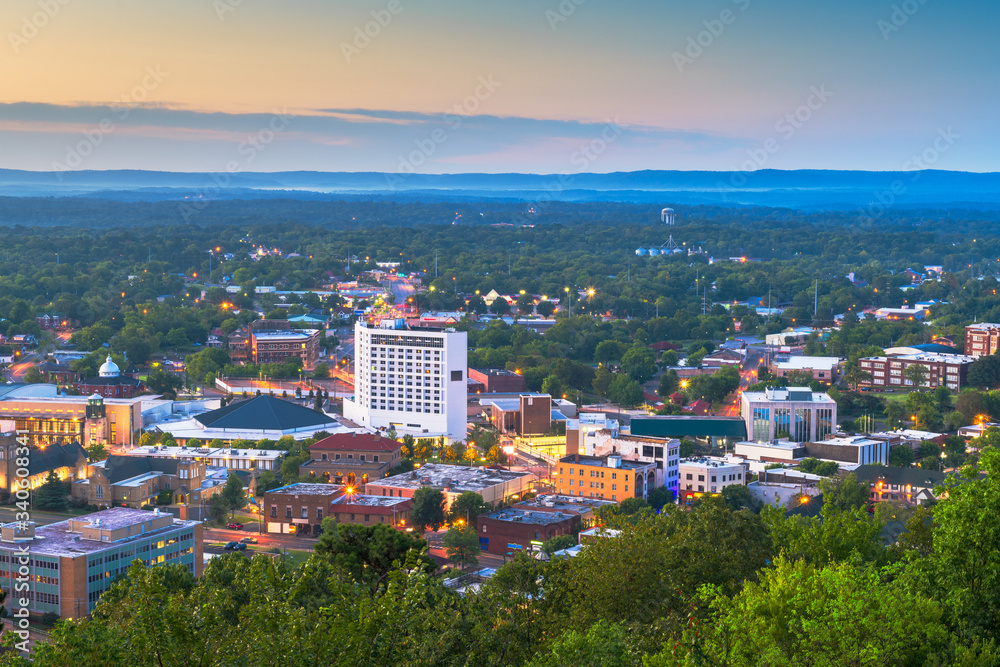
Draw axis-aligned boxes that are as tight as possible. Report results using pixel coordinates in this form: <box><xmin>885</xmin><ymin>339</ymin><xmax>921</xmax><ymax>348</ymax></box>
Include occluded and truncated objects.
<box><xmin>719</xmin><ymin>346</ymin><xmax>765</xmax><ymax>417</ymax></box>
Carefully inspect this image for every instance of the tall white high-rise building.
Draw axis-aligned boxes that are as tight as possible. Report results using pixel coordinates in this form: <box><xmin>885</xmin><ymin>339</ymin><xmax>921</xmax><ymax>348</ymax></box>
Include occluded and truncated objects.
<box><xmin>343</xmin><ymin>320</ymin><xmax>468</xmax><ymax>442</ymax></box>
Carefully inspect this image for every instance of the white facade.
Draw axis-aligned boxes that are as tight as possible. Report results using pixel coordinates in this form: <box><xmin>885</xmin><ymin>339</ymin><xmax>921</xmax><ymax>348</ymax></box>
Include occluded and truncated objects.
<box><xmin>740</xmin><ymin>387</ymin><xmax>837</xmax><ymax>443</ymax></box>
<box><xmin>344</xmin><ymin>320</ymin><xmax>468</xmax><ymax>442</ymax></box>
<box><xmin>583</xmin><ymin>431</ymin><xmax>679</xmax><ymax>496</ymax></box>
<box><xmin>747</xmin><ymin>481</ymin><xmax>820</xmax><ymax>509</ymax></box>
<box><xmin>678</xmin><ymin>457</ymin><xmax>746</xmax><ymax>498</ymax></box>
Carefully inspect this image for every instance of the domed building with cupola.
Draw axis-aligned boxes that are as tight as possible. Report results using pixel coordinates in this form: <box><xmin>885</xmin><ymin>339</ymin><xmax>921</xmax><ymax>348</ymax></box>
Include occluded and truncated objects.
<box><xmin>74</xmin><ymin>355</ymin><xmax>146</xmax><ymax>399</ymax></box>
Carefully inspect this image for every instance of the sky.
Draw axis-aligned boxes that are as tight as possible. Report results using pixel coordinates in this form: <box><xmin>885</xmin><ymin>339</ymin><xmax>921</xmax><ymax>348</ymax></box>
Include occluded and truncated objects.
<box><xmin>0</xmin><ymin>0</ymin><xmax>997</xmax><ymax>174</ymax></box>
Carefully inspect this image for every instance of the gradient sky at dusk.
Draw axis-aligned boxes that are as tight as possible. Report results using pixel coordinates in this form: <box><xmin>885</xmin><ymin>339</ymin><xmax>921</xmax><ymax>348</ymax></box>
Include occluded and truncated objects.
<box><xmin>1</xmin><ymin>0</ymin><xmax>997</xmax><ymax>174</ymax></box>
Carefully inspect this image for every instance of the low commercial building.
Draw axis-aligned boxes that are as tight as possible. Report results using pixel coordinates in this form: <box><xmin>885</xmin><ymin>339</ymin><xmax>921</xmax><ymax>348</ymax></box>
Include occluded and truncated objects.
<box><xmin>771</xmin><ymin>356</ymin><xmax>841</xmax><ymax>383</ymax></box>
<box><xmin>554</xmin><ymin>454</ymin><xmax>657</xmax><ymax>503</ymax></box>
<box><xmin>365</xmin><ymin>463</ymin><xmax>534</xmax><ymax>509</ymax></box>
<box><xmin>481</xmin><ymin>394</ymin><xmax>554</xmax><ymax>436</ymax></box>
<box><xmin>747</xmin><ymin>481</ymin><xmax>820</xmax><ymax>509</ymax></box>
<box><xmin>858</xmin><ymin>353</ymin><xmax>975</xmax><ymax>391</ymax></box>
<box><xmin>328</xmin><ymin>494</ymin><xmax>412</xmax><ymax>528</ymax></box>
<box><xmin>125</xmin><ymin>444</ymin><xmax>284</xmax><ymax>472</ymax></box>
<box><xmin>733</xmin><ymin>440</ymin><xmax>805</xmax><ymax>464</ymax></box>
<box><xmin>468</xmin><ymin>368</ymin><xmax>526</xmax><ymax>394</ymax></box>
<box><xmin>805</xmin><ymin>435</ymin><xmax>888</xmax><ymax>466</ymax></box>
<box><xmin>512</xmin><ymin>494</ymin><xmax>617</xmax><ymax>528</ymax></box>
<box><xmin>629</xmin><ymin>416</ymin><xmax>747</xmax><ymax>450</ymax></box>
<box><xmin>265</xmin><ymin>483</ymin><xmax>346</xmax><ymax>536</ymax></box>
<box><xmin>0</xmin><ymin>508</ymin><xmax>202</xmax><ymax>619</ymax></box>
<box><xmin>678</xmin><ymin>456</ymin><xmax>746</xmax><ymax>503</ymax></box>
<box><xmin>251</xmin><ymin>329</ymin><xmax>322</xmax><ymax>369</ymax></box>
<box><xmin>476</xmin><ymin>507</ymin><xmax>578</xmax><ymax>556</ymax></box>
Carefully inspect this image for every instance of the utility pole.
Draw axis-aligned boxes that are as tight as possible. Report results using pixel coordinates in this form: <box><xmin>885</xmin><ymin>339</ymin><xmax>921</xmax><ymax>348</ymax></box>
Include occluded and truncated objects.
<box><xmin>814</xmin><ymin>279</ymin><xmax>818</xmax><ymax>319</ymax></box>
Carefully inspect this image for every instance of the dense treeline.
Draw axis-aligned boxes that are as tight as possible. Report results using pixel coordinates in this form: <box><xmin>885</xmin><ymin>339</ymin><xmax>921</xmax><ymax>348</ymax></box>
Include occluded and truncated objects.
<box><xmin>7</xmin><ymin>450</ymin><xmax>1000</xmax><ymax>665</ymax></box>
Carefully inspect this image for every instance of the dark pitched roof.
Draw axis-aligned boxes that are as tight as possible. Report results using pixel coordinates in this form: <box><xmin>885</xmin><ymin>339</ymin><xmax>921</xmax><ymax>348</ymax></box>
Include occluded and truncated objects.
<box><xmin>101</xmin><ymin>455</ymin><xmax>178</xmax><ymax>484</ymax></box>
<box><xmin>311</xmin><ymin>433</ymin><xmax>401</xmax><ymax>452</ymax></box>
<box><xmin>851</xmin><ymin>465</ymin><xmax>951</xmax><ymax>489</ymax></box>
<box><xmin>28</xmin><ymin>441</ymin><xmax>86</xmax><ymax>477</ymax></box>
<box><xmin>196</xmin><ymin>395</ymin><xmax>335</xmax><ymax>431</ymax></box>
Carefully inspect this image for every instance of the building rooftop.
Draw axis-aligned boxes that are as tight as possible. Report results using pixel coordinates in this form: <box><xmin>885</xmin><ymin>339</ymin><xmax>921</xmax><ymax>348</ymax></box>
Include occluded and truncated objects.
<box><xmin>0</xmin><ymin>508</ymin><xmax>198</xmax><ymax>558</ymax></box>
<box><xmin>370</xmin><ymin>463</ymin><xmax>533</xmax><ymax>493</ymax></box>
<box><xmin>330</xmin><ymin>494</ymin><xmax>412</xmax><ymax>508</ymax></box>
<box><xmin>558</xmin><ymin>454</ymin><xmax>654</xmax><ymax>471</ymax></box>
<box><xmin>471</xmin><ymin>368</ymin><xmax>521</xmax><ymax>377</ymax></box>
<box><xmin>310</xmin><ymin>432</ymin><xmax>401</xmax><ymax>452</ymax></box>
<box><xmin>253</xmin><ymin>330</ymin><xmax>318</xmax><ymax>341</ymax></box>
<box><xmin>628</xmin><ymin>416</ymin><xmax>747</xmax><ymax>439</ymax></box>
<box><xmin>514</xmin><ymin>494</ymin><xmax>617</xmax><ymax>513</ymax></box>
<box><xmin>811</xmin><ymin>435</ymin><xmax>880</xmax><ymax>447</ymax></box>
<box><xmin>774</xmin><ymin>356</ymin><xmax>841</xmax><ymax>370</ymax></box>
<box><xmin>266</xmin><ymin>483</ymin><xmax>346</xmax><ymax>497</ymax></box>
<box><xmin>126</xmin><ymin>446</ymin><xmax>283</xmax><ymax>461</ymax></box>
<box><xmin>742</xmin><ymin>387</ymin><xmax>837</xmax><ymax>404</ymax></box>
<box><xmin>863</xmin><ymin>353</ymin><xmax>976</xmax><ymax>364</ymax></box>
<box><xmin>680</xmin><ymin>456</ymin><xmax>745</xmax><ymax>469</ymax></box>
<box><xmin>482</xmin><ymin>508</ymin><xmax>576</xmax><ymax>525</ymax></box>
<box><xmin>196</xmin><ymin>395</ymin><xmax>337</xmax><ymax>432</ymax></box>
<box><xmin>735</xmin><ymin>439</ymin><xmax>802</xmax><ymax>451</ymax></box>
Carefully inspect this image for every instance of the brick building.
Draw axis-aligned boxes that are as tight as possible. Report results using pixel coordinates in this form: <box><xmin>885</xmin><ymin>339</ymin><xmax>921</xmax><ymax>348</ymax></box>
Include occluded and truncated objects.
<box><xmin>482</xmin><ymin>394</ymin><xmax>553</xmax><ymax>436</ymax></box>
<box><xmin>476</xmin><ymin>507</ymin><xmax>578</xmax><ymax>556</ymax></box>
<box><xmin>328</xmin><ymin>494</ymin><xmax>413</xmax><ymax>528</ymax></box>
<box><xmin>468</xmin><ymin>368</ymin><xmax>526</xmax><ymax>394</ymax></box>
<box><xmin>265</xmin><ymin>483</ymin><xmax>346</xmax><ymax>536</ymax></box>
<box><xmin>857</xmin><ymin>352</ymin><xmax>975</xmax><ymax>391</ymax></box>
<box><xmin>74</xmin><ymin>356</ymin><xmax>145</xmax><ymax>399</ymax></box>
<box><xmin>964</xmin><ymin>323</ymin><xmax>1000</xmax><ymax>358</ymax></box>
<box><xmin>298</xmin><ymin>432</ymin><xmax>402</xmax><ymax>487</ymax></box>
<box><xmin>72</xmin><ymin>455</ymin><xmax>229</xmax><ymax>508</ymax></box>
<box><xmin>365</xmin><ymin>463</ymin><xmax>534</xmax><ymax>510</ymax></box>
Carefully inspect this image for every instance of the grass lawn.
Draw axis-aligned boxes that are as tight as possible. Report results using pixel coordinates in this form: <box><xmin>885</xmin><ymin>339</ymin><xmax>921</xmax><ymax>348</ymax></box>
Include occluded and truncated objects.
<box><xmin>249</xmin><ymin>547</ymin><xmax>312</xmax><ymax>568</ymax></box>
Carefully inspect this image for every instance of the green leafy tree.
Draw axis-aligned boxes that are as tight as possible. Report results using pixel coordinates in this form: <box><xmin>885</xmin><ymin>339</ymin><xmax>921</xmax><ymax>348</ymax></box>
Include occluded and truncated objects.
<box><xmin>526</xmin><ymin>620</ymin><xmax>636</xmax><ymax>667</ymax></box>
<box><xmin>903</xmin><ymin>363</ymin><xmax>930</xmax><ymax>388</ymax></box>
<box><xmin>410</xmin><ymin>487</ymin><xmax>446</xmax><ymax>532</ymax></box>
<box><xmin>541</xmin><ymin>374</ymin><xmax>563</xmax><ymax>399</ymax></box>
<box><xmin>620</xmin><ymin>345</ymin><xmax>657</xmax><ymax>383</ymax></box>
<box><xmin>34</xmin><ymin>470</ymin><xmax>69</xmax><ymax>512</ymax></box>
<box><xmin>541</xmin><ymin>533</ymin><xmax>577</xmax><ymax>555</ymax></box>
<box><xmin>208</xmin><ymin>493</ymin><xmax>227</xmax><ymax>524</ymax></box>
<box><xmin>657</xmin><ymin>369</ymin><xmax>680</xmax><ymax>398</ymax></box>
<box><xmin>312</xmin><ymin>362</ymin><xmax>330</xmax><ymax>379</ymax></box>
<box><xmin>442</xmin><ymin>526</ymin><xmax>480</xmax><ymax>572</ymax></box>
<box><xmin>888</xmin><ymin>444</ymin><xmax>915</xmax><ymax>467</ymax></box>
<box><xmin>486</xmin><ymin>445</ymin><xmax>508</xmax><ymax>465</ymax></box>
<box><xmin>968</xmin><ymin>354</ymin><xmax>1000</xmax><ymax>389</ymax></box>
<box><xmin>315</xmin><ymin>520</ymin><xmax>434</xmax><ymax>591</ymax></box>
<box><xmin>721</xmin><ymin>484</ymin><xmax>755</xmax><ymax>511</ymax></box>
<box><xmin>23</xmin><ymin>365</ymin><xmax>44</xmax><ymax>384</ymax></box>
<box><xmin>449</xmin><ymin>491</ymin><xmax>489</xmax><ymax>526</ymax></box>
<box><xmin>818</xmin><ymin>473</ymin><xmax>870</xmax><ymax>512</ymax></box>
<box><xmin>655</xmin><ymin>556</ymin><xmax>949</xmax><ymax>667</ymax></box>
<box><xmin>608</xmin><ymin>374</ymin><xmax>643</xmax><ymax>408</ymax></box>
<box><xmin>592</xmin><ymin>365</ymin><xmax>613</xmax><ymax>397</ymax></box>
<box><xmin>85</xmin><ymin>442</ymin><xmax>108</xmax><ymax>462</ymax></box>
<box><xmin>221</xmin><ymin>474</ymin><xmax>246</xmax><ymax>518</ymax></box>
<box><xmin>763</xmin><ymin>503</ymin><xmax>886</xmax><ymax>567</ymax></box>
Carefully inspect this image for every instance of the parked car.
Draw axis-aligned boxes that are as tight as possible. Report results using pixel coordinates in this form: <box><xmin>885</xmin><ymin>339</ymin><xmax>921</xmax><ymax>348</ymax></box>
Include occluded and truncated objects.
<box><xmin>227</xmin><ymin>522</ymin><xmax>244</xmax><ymax>530</ymax></box>
<box><xmin>240</xmin><ymin>537</ymin><xmax>258</xmax><ymax>544</ymax></box>
<box><xmin>223</xmin><ymin>541</ymin><xmax>240</xmax><ymax>550</ymax></box>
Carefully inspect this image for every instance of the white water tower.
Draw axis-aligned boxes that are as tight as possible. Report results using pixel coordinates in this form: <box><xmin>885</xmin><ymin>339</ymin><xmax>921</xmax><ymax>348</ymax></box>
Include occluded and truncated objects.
<box><xmin>661</xmin><ymin>208</ymin><xmax>675</xmax><ymax>225</ymax></box>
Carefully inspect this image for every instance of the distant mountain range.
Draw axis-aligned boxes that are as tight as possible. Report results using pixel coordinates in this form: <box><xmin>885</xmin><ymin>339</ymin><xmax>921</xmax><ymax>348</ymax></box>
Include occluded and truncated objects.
<box><xmin>1</xmin><ymin>168</ymin><xmax>998</xmax><ymax>210</ymax></box>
